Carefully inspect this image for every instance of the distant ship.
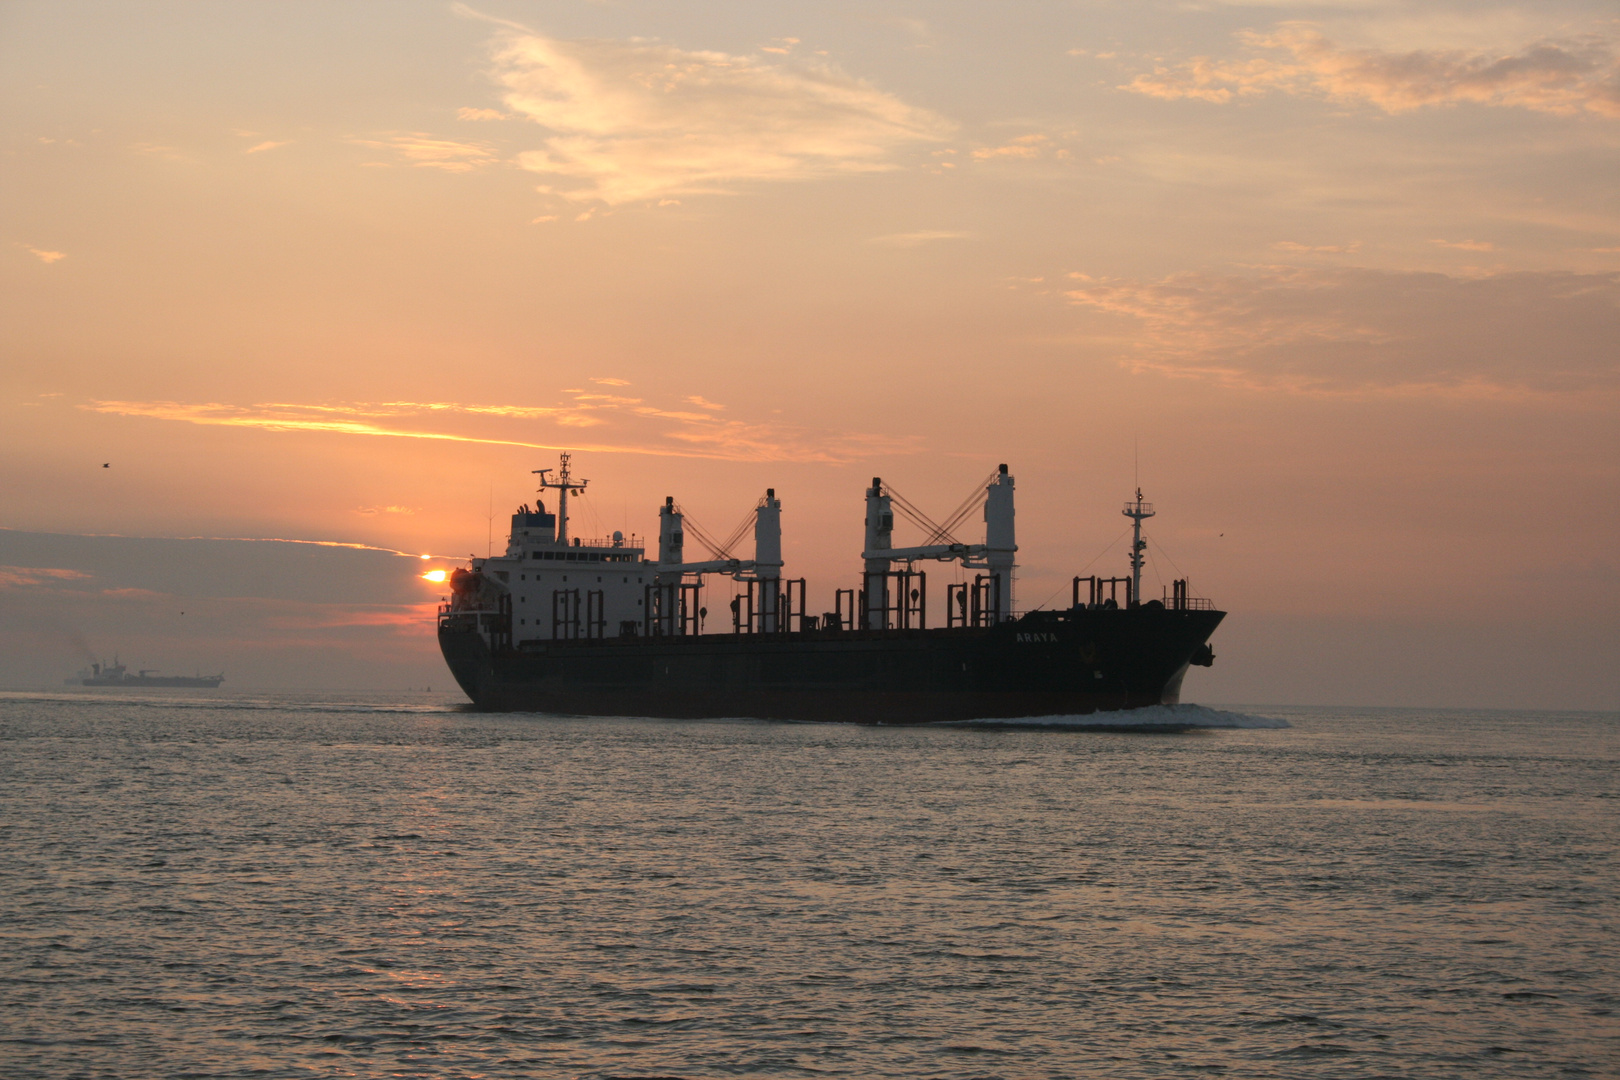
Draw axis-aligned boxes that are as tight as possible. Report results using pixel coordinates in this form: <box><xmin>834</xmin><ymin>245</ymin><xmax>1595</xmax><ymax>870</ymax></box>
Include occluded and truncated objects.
<box><xmin>66</xmin><ymin>659</ymin><xmax>224</xmax><ymax>688</ymax></box>
<box><xmin>437</xmin><ymin>454</ymin><xmax>1222</xmax><ymax>723</ymax></box>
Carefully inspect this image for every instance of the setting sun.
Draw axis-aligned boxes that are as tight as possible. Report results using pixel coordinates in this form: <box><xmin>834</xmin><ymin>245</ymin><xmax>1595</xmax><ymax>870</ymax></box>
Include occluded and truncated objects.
<box><xmin>421</xmin><ymin>569</ymin><xmax>448</xmax><ymax>584</ymax></box>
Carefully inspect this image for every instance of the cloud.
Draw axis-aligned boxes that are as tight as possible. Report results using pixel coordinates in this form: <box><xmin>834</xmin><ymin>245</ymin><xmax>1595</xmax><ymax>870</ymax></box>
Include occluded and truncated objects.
<box><xmin>868</xmin><ymin>230</ymin><xmax>971</xmax><ymax>247</ymax></box>
<box><xmin>1431</xmin><ymin>238</ymin><xmax>1495</xmax><ymax>251</ymax></box>
<box><xmin>590</xmin><ymin>376</ymin><xmax>631</xmax><ymax>386</ymax></box>
<box><xmin>265</xmin><ymin>601</ymin><xmax>440</xmax><ymax>632</ymax></box>
<box><xmin>353</xmin><ymin>133</ymin><xmax>498</xmax><ymax>171</ymax></box>
<box><xmin>0</xmin><ymin>565</ymin><xmax>92</xmax><ymax>589</ymax></box>
<box><xmin>100</xmin><ymin>586</ymin><xmax>170</xmax><ymax>601</ymax></box>
<box><xmin>244</xmin><ymin>140</ymin><xmax>291</xmax><ymax>154</ymax></box>
<box><xmin>22</xmin><ymin>246</ymin><xmax>65</xmax><ymax>263</ymax></box>
<box><xmin>457</xmin><ymin>106</ymin><xmax>507</xmax><ymax>121</ymax></box>
<box><xmin>1123</xmin><ymin>26</ymin><xmax>1620</xmax><ymax>118</ymax></box>
<box><xmin>130</xmin><ymin>142</ymin><xmax>186</xmax><ymax>159</ymax></box>
<box><xmin>1273</xmin><ymin>240</ymin><xmax>1360</xmax><ymax>254</ymax></box>
<box><xmin>1063</xmin><ymin>267</ymin><xmax>1620</xmax><ymax>398</ymax></box>
<box><xmin>0</xmin><ymin>527</ymin><xmax>432</xmax><ymax>560</ymax></box>
<box><xmin>488</xmin><ymin>31</ymin><xmax>954</xmax><ymax>203</ymax></box>
<box><xmin>971</xmin><ymin>134</ymin><xmax>1049</xmax><ymax>160</ymax></box>
<box><xmin>82</xmin><ymin>394</ymin><xmax>921</xmax><ymax>464</ymax></box>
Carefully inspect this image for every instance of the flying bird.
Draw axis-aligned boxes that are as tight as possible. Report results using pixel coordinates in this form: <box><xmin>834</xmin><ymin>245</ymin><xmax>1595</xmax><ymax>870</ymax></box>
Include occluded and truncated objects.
<box><xmin>102</xmin><ymin>463</ymin><xmax>110</xmax><ymax>468</ymax></box>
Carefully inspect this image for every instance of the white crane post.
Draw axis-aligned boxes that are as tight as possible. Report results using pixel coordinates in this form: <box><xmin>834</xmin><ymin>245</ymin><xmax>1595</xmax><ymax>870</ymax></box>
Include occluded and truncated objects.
<box><xmin>755</xmin><ymin>488</ymin><xmax>783</xmax><ymax>632</ymax></box>
<box><xmin>657</xmin><ymin>497</ymin><xmax>684</xmax><ymax>580</ymax></box>
<box><xmin>653</xmin><ymin>496</ymin><xmax>685</xmax><ymax>635</ymax></box>
<box><xmin>864</xmin><ymin>478</ymin><xmax>892</xmax><ymax>629</ymax></box>
<box><xmin>985</xmin><ymin>464</ymin><xmax>1017</xmax><ymax>623</ymax></box>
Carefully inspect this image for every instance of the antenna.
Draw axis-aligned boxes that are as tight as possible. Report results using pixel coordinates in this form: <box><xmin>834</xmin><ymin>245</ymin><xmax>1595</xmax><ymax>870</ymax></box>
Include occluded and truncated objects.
<box><xmin>533</xmin><ymin>452</ymin><xmax>589</xmax><ymax>545</ymax></box>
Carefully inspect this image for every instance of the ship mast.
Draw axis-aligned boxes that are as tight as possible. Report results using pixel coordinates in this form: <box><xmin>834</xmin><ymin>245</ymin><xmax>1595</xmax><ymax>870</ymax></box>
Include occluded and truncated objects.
<box><xmin>1122</xmin><ymin>488</ymin><xmax>1154</xmax><ymax>607</ymax></box>
<box><xmin>533</xmin><ymin>452</ymin><xmax>589</xmax><ymax>545</ymax></box>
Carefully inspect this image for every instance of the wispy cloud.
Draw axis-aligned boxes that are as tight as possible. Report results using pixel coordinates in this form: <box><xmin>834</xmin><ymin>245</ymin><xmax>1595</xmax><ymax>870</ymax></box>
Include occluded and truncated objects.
<box><xmin>487</xmin><ymin>30</ymin><xmax>954</xmax><ymax>203</ymax></box>
<box><xmin>84</xmin><ymin>400</ymin><xmax>574</xmax><ymax>451</ymax></box>
<box><xmin>1273</xmin><ymin>240</ymin><xmax>1360</xmax><ymax>254</ymax></box>
<box><xmin>868</xmin><ymin>230</ymin><xmax>971</xmax><ymax>247</ymax></box>
<box><xmin>130</xmin><ymin>142</ymin><xmax>187</xmax><ymax>160</ymax></box>
<box><xmin>0</xmin><ymin>525</ymin><xmax>439</xmax><ymax>559</ymax></box>
<box><xmin>0</xmin><ymin>565</ymin><xmax>92</xmax><ymax>589</ymax></box>
<box><xmin>99</xmin><ymin>586</ymin><xmax>169</xmax><ymax>601</ymax></box>
<box><xmin>1123</xmin><ymin>26</ymin><xmax>1620</xmax><ymax>118</ymax></box>
<box><xmin>1063</xmin><ymin>267</ymin><xmax>1620</xmax><ymax>399</ymax></box>
<box><xmin>22</xmin><ymin>245</ymin><xmax>65</xmax><ymax>263</ymax></box>
<box><xmin>353</xmin><ymin>133</ymin><xmax>499</xmax><ymax>171</ymax></box>
<box><xmin>457</xmin><ymin>106</ymin><xmax>507</xmax><ymax>121</ymax></box>
<box><xmin>1432</xmin><ymin>238</ymin><xmax>1496</xmax><ymax>251</ymax></box>
<box><xmin>265</xmin><ymin>601</ymin><xmax>442</xmax><ymax>632</ymax></box>
<box><xmin>244</xmin><ymin>140</ymin><xmax>291</xmax><ymax>154</ymax></box>
<box><xmin>82</xmin><ymin>393</ymin><xmax>921</xmax><ymax>463</ymax></box>
<box><xmin>971</xmin><ymin>134</ymin><xmax>1062</xmax><ymax>160</ymax></box>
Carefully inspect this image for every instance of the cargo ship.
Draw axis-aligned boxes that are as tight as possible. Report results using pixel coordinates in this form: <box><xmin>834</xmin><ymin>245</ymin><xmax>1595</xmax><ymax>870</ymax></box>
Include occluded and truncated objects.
<box><xmin>437</xmin><ymin>455</ymin><xmax>1223</xmax><ymax>723</ymax></box>
<box><xmin>66</xmin><ymin>659</ymin><xmax>224</xmax><ymax>688</ymax></box>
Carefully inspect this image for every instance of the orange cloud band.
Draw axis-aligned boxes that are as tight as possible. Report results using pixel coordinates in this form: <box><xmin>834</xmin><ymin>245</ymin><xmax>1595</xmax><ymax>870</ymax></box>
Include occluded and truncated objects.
<box><xmin>81</xmin><ymin>398</ymin><xmax>921</xmax><ymax>463</ymax></box>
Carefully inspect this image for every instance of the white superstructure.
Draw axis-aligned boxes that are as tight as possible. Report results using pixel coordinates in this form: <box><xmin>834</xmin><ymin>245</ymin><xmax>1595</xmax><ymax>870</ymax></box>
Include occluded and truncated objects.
<box><xmin>447</xmin><ymin>454</ymin><xmax>1020</xmax><ymax>642</ymax></box>
<box><xmin>456</xmin><ymin>454</ymin><xmax>789</xmax><ymax>642</ymax></box>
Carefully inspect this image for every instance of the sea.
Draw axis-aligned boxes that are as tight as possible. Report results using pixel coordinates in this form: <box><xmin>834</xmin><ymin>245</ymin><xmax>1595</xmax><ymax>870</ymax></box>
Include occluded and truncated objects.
<box><xmin>1</xmin><ymin>691</ymin><xmax>1615</xmax><ymax>1079</ymax></box>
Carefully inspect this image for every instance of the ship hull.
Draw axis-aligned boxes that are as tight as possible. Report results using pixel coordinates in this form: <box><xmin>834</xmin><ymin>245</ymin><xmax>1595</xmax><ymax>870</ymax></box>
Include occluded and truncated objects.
<box><xmin>439</xmin><ymin>607</ymin><xmax>1222</xmax><ymax>724</ymax></box>
<box><xmin>72</xmin><ymin>676</ymin><xmax>225</xmax><ymax>688</ymax></box>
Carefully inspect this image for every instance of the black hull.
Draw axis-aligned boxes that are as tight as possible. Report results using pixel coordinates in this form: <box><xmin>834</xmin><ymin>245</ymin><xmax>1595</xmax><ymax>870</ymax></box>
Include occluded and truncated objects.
<box><xmin>438</xmin><ymin>607</ymin><xmax>1222</xmax><ymax>724</ymax></box>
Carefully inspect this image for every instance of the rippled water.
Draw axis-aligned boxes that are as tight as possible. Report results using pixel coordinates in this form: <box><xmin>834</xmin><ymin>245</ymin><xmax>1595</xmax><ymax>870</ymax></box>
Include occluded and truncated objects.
<box><xmin>2</xmin><ymin>691</ymin><xmax>1616</xmax><ymax>1078</ymax></box>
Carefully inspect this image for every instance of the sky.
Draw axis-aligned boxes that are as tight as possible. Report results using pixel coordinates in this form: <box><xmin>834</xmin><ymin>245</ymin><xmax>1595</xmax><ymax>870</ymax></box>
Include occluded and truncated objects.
<box><xmin>1</xmin><ymin>0</ymin><xmax>1616</xmax><ymax>707</ymax></box>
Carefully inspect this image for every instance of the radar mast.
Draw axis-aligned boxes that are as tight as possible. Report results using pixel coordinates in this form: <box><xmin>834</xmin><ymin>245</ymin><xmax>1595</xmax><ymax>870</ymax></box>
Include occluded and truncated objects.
<box><xmin>1123</xmin><ymin>488</ymin><xmax>1154</xmax><ymax>607</ymax></box>
<box><xmin>533</xmin><ymin>452</ymin><xmax>589</xmax><ymax>545</ymax></box>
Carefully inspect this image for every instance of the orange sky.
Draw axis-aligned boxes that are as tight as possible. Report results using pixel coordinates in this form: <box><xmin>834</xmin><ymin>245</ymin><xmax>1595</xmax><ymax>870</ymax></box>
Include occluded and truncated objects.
<box><xmin>2</xmin><ymin>1</ymin><xmax>1616</xmax><ymax>706</ymax></box>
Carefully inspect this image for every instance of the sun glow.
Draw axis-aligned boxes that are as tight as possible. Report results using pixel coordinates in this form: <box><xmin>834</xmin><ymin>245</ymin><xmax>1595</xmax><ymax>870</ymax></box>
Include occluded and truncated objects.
<box><xmin>421</xmin><ymin>569</ymin><xmax>448</xmax><ymax>583</ymax></box>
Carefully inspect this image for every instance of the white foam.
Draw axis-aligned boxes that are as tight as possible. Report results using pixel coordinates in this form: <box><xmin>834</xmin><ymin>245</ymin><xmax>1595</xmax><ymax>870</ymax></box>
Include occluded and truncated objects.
<box><xmin>946</xmin><ymin>704</ymin><xmax>1290</xmax><ymax>729</ymax></box>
